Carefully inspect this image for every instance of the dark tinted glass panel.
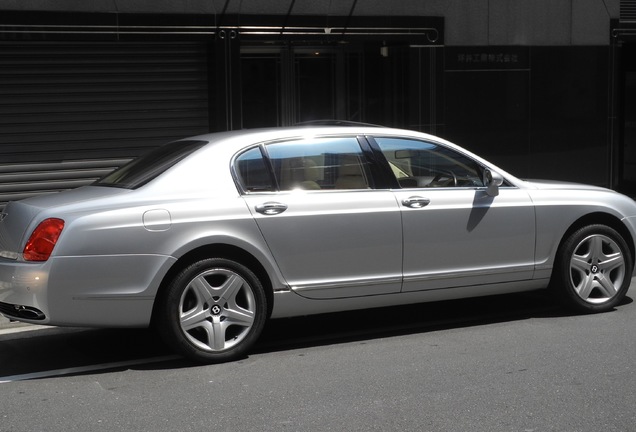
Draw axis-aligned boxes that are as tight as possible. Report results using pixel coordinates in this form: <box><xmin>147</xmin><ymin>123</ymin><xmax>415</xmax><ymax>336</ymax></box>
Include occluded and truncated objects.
<box><xmin>620</xmin><ymin>44</ymin><xmax>636</xmax><ymax>193</ymax></box>
<box><xmin>445</xmin><ymin>72</ymin><xmax>529</xmax><ymax>176</ymax></box>
<box><xmin>296</xmin><ymin>52</ymin><xmax>336</xmax><ymax>122</ymax></box>
<box><xmin>95</xmin><ymin>140</ymin><xmax>207</xmax><ymax>189</ymax></box>
<box><xmin>529</xmin><ymin>47</ymin><xmax>608</xmax><ymax>185</ymax></box>
<box><xmin>445</xmin><ymin>46</ymin><xmax>609</xmax><ymax>185</ymax></box>
<box><xmin>235</xmin><ymin>147</ymin><xmax>274</xmax><ymax>192</ymax></box>
<box><xmin>241</xmin><ymin>55</ymin><xmax>280</xmax><ymax>128</ymax></box>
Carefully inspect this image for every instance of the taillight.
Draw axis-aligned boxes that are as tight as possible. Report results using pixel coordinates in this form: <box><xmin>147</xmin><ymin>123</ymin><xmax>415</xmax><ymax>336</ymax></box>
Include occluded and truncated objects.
<box><xmin>23</xmin><ymin>218</ymin><xmax>65</xmax><ymax>262</ymax></box>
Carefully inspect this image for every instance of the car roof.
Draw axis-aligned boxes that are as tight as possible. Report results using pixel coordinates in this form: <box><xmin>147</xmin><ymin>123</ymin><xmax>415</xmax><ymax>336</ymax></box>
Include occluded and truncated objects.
<box><xmin>185</xmin><ymin>125</ymin><xmax>443</xmax><ymax>151</ymax></box>
<box><xmin>179</xmin><ymin>125</ymin><xmax>513</xmax><ymax>179</ymax></box>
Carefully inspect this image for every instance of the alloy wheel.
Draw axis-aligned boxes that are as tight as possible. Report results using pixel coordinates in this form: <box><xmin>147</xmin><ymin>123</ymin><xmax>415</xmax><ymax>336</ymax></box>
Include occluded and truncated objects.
<box><xmin>178</xmin><ymin>268</ymin><xmax>257</xmax><ymax>352</ymax></box>
<box><xmin>569</xmin><ymin>234</ymin><xmax>626</xmax><ymax>305</ymax></box>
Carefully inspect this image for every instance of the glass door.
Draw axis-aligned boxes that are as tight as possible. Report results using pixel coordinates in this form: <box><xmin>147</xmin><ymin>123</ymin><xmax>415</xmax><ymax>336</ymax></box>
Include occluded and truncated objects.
<box><xmin>240</xmin><ymin>49</ymin><xmax>282</xmax><ymax>128</ymax></box>
<box><xmin>240</xmin><ymin>46</ymin><xmax>362</xmax><ymax>128</ymax></box>
<box><xmin>294</xmin><ymin>48</ymin><xmax>337</xmax><ymax>123</ymax></box>
<box><xmin>621</xmin><ymin>44</ymin><xmax>636</xmax><ymax>194</ymax></box>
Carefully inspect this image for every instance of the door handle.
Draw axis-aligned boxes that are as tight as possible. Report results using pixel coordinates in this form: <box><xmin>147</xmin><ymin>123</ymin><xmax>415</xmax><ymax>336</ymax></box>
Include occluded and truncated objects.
<box><xmin>401</xmin><ymin>196</ymin><xmax>430</xmax><ymax>208</ymax></box>
<box><xmin>255</xmin><ymin>202</ymin><xmax>288</xmax><ymax>215</ymax></box>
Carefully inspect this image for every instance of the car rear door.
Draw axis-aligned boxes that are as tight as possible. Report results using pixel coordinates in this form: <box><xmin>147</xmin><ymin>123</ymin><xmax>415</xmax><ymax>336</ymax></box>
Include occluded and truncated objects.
<box><xmin>371</xmin><ymin>136</ymin><xmax>536</xmax><ymax>293</ymax></box>
<box><xmin>236</xmin><ymin>136</ymin><xmax>403</xmax><ymax>299</ymax></box>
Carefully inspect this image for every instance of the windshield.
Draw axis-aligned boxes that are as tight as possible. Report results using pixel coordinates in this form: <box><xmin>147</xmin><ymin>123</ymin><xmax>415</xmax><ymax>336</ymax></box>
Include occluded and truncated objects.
<box><xmin>95</xmin><ymin>140</ymin><xmax>207</xmax><ymax>189</ymax></box>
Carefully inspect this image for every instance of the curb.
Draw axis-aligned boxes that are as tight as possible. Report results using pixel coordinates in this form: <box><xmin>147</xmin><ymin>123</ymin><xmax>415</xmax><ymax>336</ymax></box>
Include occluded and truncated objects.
<box><xmin>0</xmin><ymin>315</ymin><xmax>28</xmax><ymax>330</ymax></box>
<box><xmin>0</xmin><ymin>316</ymin><xmax>46</xmax><ymax>334</ymax></box>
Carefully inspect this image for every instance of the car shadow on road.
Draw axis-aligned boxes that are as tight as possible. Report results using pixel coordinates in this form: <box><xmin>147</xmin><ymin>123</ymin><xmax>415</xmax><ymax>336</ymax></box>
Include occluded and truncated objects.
<box><xmin>255</xmin><ymin>289</ymin><xmax>628</xmax><ymax>354</ymax></box>
<box><xmin>0</xmin><ymin>290</ymin><xmax>631</xmax><ymax>380</ymax></box>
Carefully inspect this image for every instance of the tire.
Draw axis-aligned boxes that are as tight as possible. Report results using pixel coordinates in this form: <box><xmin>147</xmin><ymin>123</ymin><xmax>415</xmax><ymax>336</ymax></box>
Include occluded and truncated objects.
<box><xmin>552</xmin><ymin>224</ymin><xmax>633</xmax><ymax>313</ymax></box>
<box><xmin>156</xmin><ymin>258</ymin><xmax>267</xmax><ymax>363</ymax></box>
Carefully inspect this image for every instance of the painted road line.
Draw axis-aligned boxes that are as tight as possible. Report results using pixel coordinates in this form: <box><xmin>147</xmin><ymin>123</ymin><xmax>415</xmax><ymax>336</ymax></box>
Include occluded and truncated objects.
<box><xmin>0</xmin><ymin>355</ymin><xmax>180</xmax><ymax>383</ymax></box>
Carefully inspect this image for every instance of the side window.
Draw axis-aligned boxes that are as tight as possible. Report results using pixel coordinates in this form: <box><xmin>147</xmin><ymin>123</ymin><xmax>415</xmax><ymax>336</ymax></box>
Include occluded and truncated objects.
<box><xmin>266</xmin><ymin>137</ymin><xmax>372</xmax><ymax>190</ymax></box>
<box><xmin>235</xmin><ymin>147</ymin><xmax>274</xmax><ymax>192</ymax></box>
<box><xmin>375</xmin><ymin>137</ymin><xmax>485</xmax><ymax>188</ymax></box>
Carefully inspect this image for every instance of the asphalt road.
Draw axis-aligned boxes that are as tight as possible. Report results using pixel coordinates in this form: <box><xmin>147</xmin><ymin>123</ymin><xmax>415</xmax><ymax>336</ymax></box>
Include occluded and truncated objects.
<box><xmin>1</xmin><ymin>283</ymin><xmax>635</xmax><ymax>432</ymax></box>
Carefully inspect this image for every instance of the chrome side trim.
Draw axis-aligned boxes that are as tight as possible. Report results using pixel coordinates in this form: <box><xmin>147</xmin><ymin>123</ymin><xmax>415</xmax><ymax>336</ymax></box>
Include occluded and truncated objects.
<box><xmin>72</xmin><ymin>295</ymin><xmax>154</xmax><ymax>301</ymax></box>
<box><xmin>290</xmin><ymin>265</ymin><xmax>536</xmax><ymax>293</ymax></box>
<box><xmin>271</xmin><ymin>279</ymin><xmax>550</xmax><ymax>319</ymax></box>
<box><xmin>403</xmin><ymin>264</ymin><xmax>535</xmax><ymax>283</ymax></box>
<box><xmin>292</xmin><ymin>276</ymin><xmax>403</xmax><ymax>292</ymax></box>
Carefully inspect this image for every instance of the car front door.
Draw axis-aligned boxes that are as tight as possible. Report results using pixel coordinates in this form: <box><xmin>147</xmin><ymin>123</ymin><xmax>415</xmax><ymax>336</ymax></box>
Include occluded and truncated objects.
<box><xmin>236</xmin><ymin>136</ymin><xmax>403</xmax><ymax>299</ymax></box>
<box><xmin>372</xmin><ymin>136</ymin><xmax>536</xmax><ymax>293</ymax></box>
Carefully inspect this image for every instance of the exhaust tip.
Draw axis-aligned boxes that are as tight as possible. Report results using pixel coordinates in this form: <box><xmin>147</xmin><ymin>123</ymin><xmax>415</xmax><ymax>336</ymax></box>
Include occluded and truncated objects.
<box><xmin>0</xmin><ymin>302</ymin><xmax>46</xmax><ymax>321</ymax></box>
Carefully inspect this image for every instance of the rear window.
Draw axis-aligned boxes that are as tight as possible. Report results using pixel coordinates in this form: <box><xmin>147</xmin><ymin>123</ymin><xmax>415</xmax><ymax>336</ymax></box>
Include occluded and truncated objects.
<box><xmin>95</xmin><ymin>140</ymin><xmax>207</xmax><ymax>189</ymax></box>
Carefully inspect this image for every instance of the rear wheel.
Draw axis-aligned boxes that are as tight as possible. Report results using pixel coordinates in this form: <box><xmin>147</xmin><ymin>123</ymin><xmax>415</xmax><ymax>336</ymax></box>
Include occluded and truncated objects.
<box><xmin>156</xmin><ymin>258</ymin><xmax>267</xmax><ymax>363</ymax></box>
<box><xmin>553</xmin><ymin>224</ymin><xmax>632</xmax><ymax>313</ymax></box>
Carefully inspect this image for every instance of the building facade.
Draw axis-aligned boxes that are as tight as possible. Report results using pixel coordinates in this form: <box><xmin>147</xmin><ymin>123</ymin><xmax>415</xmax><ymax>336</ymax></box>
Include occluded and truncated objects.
<box><xmin>0</xmin><ymin>0</ymin><xmax>634</xmax><ymax>207</ymax></box>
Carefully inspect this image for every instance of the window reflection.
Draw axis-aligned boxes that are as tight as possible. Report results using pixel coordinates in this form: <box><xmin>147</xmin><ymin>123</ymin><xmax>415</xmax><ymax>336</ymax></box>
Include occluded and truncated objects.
<box><xmin>375</xmin><ymin>137</ymin><xmax>484</xmax><ymax>188</ymax></box>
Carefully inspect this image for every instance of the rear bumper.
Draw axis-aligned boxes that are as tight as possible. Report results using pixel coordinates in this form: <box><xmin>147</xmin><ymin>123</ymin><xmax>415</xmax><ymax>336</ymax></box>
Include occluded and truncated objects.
<box><xmin>0</xmin><ymin>254</ymin><xmax>176</xmax><ymax>327</ymax></box>
<box><xmin>0</xmin><ymin>258</ymin><xmax>51</xmax><ymax>324</ymax></box>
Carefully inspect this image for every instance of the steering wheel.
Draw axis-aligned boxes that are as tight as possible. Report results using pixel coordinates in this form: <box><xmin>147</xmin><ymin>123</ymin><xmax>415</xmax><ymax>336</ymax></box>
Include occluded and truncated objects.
<box><xmin>430</xmin><ymin>170</ymin><xmax>457</xmax><ymax>187</ymax></box>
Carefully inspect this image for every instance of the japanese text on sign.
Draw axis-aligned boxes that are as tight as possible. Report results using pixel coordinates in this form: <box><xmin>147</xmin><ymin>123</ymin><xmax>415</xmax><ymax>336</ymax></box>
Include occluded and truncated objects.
<box><xmin>456</xmin><ymin>53</ymin><xmax>519</xmax><ymax>64</ymax></box>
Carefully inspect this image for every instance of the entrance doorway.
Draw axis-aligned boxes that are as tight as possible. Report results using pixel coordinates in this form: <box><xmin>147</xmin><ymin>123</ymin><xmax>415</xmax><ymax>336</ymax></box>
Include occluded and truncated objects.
<box><xmin>620</xmin><ymin>43</ymin><xmax>636</xmax><ymax>194</ymax></box>
<box><xmin>208</xmin><ymin>16</ymin><xmax>444</xmax><ymax>132</ymax></box>
<box><xmin>240</xmin><ymin>46</ymin><xmax>363</xmax><ymax>128</ymax></box>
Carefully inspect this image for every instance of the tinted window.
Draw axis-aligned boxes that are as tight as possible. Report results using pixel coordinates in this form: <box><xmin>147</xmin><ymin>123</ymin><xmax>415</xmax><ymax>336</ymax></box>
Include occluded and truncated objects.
<box><xmin>235</xmin><ymin>147</ymin><xmax>274</xmax><ymax>192</ymax></box>
<box><xmin>96</xmin><ymin>140</ymin><xmax>207</xmax><ymax>189</ymax></box>
<box><xmin>375</xmin><ymin>137</ymin><xmax>484</xmax><ymax>188</ymax></box>
<box><xmin>265</xmin><ymin>137</ymin><xmax>372</xmax><ymax>190</ymax></box>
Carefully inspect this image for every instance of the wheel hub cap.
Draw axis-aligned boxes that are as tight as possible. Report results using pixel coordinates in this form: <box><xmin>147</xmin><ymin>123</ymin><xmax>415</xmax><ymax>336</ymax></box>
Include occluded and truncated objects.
<box><xmin>178</xmin><ymin>268</ymin><xmax>256</xmax><ymax>352</ymax></box>
<box><xmin>569</xmin><ymin>234</ymin><xmax>626</xmax><ymax>304</ymax></box>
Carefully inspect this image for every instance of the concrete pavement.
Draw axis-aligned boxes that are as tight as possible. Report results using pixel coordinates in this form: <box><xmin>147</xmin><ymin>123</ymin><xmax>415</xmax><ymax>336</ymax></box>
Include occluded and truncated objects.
<box><xmin>0</xmin><ymin>314</ymin><xmax>52</xmax><ymax>334</ymax></box>
<box><xmin>0</xmin><ymin>314</ymin><xmax>33</xmax><ymax>331</ymax></box>
<box><xmin>0</xmin><ymin>315</ymin><xmax>10</xmax><ymax>328</ymax></box>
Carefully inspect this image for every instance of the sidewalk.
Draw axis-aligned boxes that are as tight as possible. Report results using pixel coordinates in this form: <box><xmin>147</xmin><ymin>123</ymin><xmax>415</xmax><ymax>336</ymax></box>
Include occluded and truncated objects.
<box><xmin>0</xmin><ymin>315</ymin><xmax>48</xmax><ymax>333</ymax></box>
<box><xmin>0</xmin><ymin>314</ymin><xmax>13</xmax><ymax>328</ymax></box>
<box><xmin>0</xmin><ymin>314</ymin><xmax>26</xmax><ymax>330</ymax></box>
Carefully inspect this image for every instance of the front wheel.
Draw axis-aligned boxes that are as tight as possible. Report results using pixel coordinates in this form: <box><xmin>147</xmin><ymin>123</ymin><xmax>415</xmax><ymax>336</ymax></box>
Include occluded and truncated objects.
<box><xmin>155</xmin><ymin>258</ymin><xmax>267</xmax><ymax>363</ymax></box>
<box><xmin>552</xmin><ymin>224</ymin><xmax>633</xmax><ymax>313</ymax></box>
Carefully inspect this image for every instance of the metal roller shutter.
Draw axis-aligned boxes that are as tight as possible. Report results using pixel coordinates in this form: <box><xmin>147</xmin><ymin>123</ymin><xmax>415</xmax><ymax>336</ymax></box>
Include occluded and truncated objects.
<box><xmin>0</xmin><ymin>41</ymin><xmax>209</xmax><ymax>209</ymax></box>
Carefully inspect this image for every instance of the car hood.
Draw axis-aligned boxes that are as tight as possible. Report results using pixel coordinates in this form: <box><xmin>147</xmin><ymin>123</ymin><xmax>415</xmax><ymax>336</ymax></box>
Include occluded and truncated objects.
<box><xmin>0</xmin><ymin>186</ymin><xmax>130</xmax><ymax>256</ymax></box>
<box><xmin>522</xmin><ymin>179</ymin><xmax>611</xmax><ymax>193</ymax></box>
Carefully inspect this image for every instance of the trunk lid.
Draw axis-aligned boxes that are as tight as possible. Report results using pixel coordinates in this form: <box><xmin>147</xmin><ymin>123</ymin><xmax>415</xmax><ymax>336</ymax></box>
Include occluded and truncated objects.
<box><xmin>0</xmin><ymin>186</ymin><xmax>129</xmax><ymax>258</ymax></box>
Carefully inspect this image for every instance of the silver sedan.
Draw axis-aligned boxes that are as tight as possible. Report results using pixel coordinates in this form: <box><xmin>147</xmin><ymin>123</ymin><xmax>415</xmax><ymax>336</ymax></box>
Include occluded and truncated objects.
<box><xmin>1</xmin><ymin>125</ymin><xmax>635</xmax><ymax>363</ymax></box>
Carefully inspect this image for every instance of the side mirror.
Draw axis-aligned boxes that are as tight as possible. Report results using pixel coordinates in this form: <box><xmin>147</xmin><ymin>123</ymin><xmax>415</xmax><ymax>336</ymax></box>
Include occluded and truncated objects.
<box><xmin>483</xmin><ymin>169</ymin><xmax>504</xmax><ymax>197</ymax></box>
